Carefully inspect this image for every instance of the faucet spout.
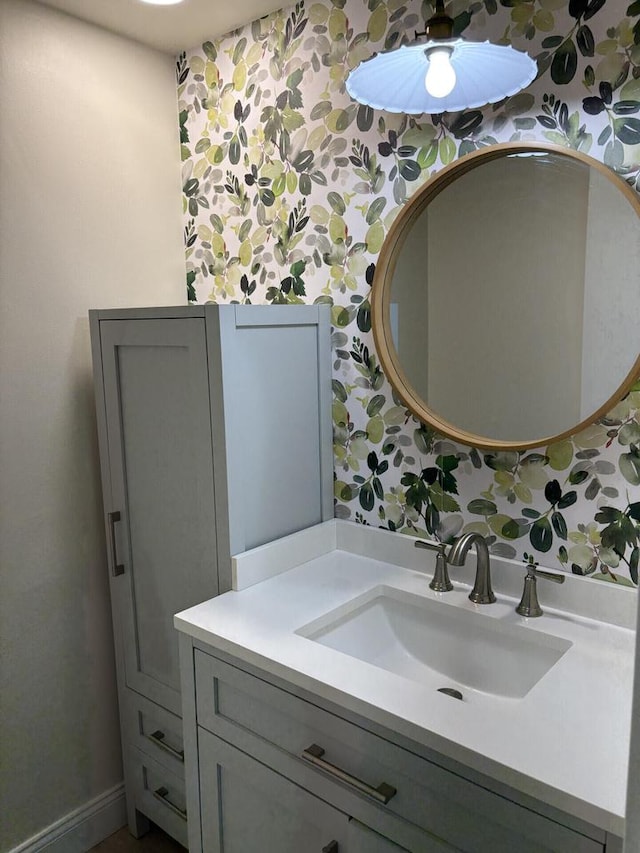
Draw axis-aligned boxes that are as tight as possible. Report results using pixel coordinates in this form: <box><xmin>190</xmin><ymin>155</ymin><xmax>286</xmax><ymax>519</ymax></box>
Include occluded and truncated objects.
<box><xmin>448</xmin><ymin>533</ymin><xmax>496</xmax><ymax>604</ymax></box>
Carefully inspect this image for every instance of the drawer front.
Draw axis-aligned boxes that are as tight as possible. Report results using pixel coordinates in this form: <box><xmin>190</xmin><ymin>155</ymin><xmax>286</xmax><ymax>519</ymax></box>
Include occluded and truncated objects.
<box><xmin>199</xmin><ymin>729</ymin><xmax>352</xmax><ymax>853</ymax></box>
<box><xmin>195</xmin><ymin>650</ymin><xmax>604</xmax><ymax>853</ymax></box>
<box><xmin>122</xmin><ymin>689</ymin><xmax>185</xmax><ymax>777</ymax></box>
<box><xmin>199</xmin><ymin>731</ymin><xmax>453</xmax><ymax>853</ymax></box>
<box><xmin>127</xmin><ymin>745</ymin><xmax>188</xmax><ymax>848</ymax></box>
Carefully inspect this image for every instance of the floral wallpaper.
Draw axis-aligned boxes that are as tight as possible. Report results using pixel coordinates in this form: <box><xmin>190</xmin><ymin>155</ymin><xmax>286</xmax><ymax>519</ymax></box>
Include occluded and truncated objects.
<box><xmin>178</xmin><ymin>0</ymin><xmax>640</xmax><ymax>587</ymax></box>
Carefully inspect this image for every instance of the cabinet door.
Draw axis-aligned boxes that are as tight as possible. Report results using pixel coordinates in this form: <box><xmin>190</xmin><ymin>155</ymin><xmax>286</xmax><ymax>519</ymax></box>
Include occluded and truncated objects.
<box><xmin>99</xmin><ymin>318</ymin><xmax>218</xmax><ymax>715</ymax></box>
<box><xmin>199</xmin><ymin>730</ymin><xmax>351</xmax><ymax>853</ymax></box>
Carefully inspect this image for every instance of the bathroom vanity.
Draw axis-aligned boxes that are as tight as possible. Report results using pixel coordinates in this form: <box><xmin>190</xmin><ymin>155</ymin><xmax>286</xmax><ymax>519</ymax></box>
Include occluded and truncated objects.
<box><xmin>176</xmin><ymin>521</ymin><xmax>633</xmax><ymax>852</ymax></box>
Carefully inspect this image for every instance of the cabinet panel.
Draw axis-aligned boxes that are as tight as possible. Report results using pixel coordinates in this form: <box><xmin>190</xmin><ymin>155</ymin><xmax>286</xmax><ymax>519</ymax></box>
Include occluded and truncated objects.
<box><xmin>199</xmin><ymin>730</ymin><xmax>350</xmax><ymax>853</ymax></box>
<box><xmin>194</xmin><ymin>650</ymin><xmax>604</xmax><ymax>853</ymax></box>
<box><xmin>218</xmin><ymin>308</ymin><xmax>330</xmax><ymax>553</ymax></box>
<box><xmin>100</xmin><ymin>319</ymin><xmax>218</xmax><ymax>715</ymax></box>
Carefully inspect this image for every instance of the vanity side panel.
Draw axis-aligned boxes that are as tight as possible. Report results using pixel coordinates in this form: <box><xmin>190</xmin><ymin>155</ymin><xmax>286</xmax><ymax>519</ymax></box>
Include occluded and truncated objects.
<box><xmin>179</xmin><ymin>633</ymin><xmax>203</xmax><ymax>853</ymax></box>
<box><xmin>203</xmin><ymin>306</ymin><xmax>232</xmax><ymax>596</ymax></box>
<box><xmin>315</xmin><ymin>304</ymin><xmax>335</xmax><ymax>523</ymax></box>
<box><xmin>211</xmin><ymin>304</ymin><xmax>332</xmax><ymax>591</ymax></box>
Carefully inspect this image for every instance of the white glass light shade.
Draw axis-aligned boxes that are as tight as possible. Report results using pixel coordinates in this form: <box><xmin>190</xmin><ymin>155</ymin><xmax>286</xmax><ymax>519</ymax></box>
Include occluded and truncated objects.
<box><xmin>424</xmin><ymin>47</ymin><xmax>456</xmax><ymax>98</ymax></box>
<box><xmin>138</xmin><ymin>0</ymin><xmax>185</xmax><ymax>5</ymax></box>
<box><xmin>346</xmin><ymin>39</ymin><xmax>537</xmax><ymax>114</ymax></box>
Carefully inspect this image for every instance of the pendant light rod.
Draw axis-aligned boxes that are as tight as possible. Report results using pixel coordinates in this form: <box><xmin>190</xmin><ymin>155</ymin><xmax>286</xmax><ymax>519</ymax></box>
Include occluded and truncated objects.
<box><xmin>421</xmin><ymin>0</ymin><xmax>454</xmax><ymax>41</ymax></box>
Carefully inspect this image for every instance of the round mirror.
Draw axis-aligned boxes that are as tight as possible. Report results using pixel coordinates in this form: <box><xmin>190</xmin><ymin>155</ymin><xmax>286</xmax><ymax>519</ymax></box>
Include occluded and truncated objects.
<box><xmin>372</xmin><ymin>142</ymin><xmax>640</xmax><ymax>450</ymax></box>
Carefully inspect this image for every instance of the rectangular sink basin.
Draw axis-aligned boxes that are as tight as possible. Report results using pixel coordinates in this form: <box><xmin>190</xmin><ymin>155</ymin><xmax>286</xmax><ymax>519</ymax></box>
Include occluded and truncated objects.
<box><xmin>297</xmin><ymin>585</ymin><xmax>572</xmax><ymax>700</ymax></box>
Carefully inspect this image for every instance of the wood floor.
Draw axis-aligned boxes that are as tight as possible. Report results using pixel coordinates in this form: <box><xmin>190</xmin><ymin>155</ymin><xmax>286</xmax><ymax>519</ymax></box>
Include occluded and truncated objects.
<box><xmin>90</xmin><ymin>824</ymin><xmax>185</xmax><ymax>852</ymax></box>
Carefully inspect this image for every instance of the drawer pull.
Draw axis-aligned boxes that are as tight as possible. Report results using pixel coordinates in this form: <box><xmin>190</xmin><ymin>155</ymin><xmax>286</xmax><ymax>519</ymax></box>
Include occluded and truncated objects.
<box><xmin>107</xmin><ymin>511</ymin><xmax>125</xmax><ymax>576</ymax></box>
<box><xmin>302</xmin><ymin>744</ymin><xmax>397</xmax><ymax>805</ymax></box>
<box><xmin>152</xmin><ymin>786</ymin><xmax>187</xmax><ymax>821</ymax></box>
<box><xmin>322</xmin><ymin>843</ymin><xmax>339</xmax><ymax>853</ymax></box>
<box><xmin>147</xmin><ymin>729</ymin><xmax>185</xmax><ymax>762</ymax></box>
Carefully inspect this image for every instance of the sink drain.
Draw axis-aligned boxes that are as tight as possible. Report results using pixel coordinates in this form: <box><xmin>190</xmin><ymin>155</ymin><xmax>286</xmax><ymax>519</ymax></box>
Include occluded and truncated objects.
<box><xmin>437</xmin><ymin>687</ymin><xmax>463</xmax><ymax>701</ymax></box>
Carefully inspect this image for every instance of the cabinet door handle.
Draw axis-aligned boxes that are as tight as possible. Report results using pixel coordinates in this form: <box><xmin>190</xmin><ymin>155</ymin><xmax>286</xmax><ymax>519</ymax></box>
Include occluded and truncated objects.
<box><xmin>147</xmin><ymin>729</ymin><xmax>185</xmax><ymax>762</ymax></box>
<box><xmin>322</xmin><ymin>843</ymin><xmax>339</xmax><ymax>853</ymax></box>
<box><xmin>107</xmin><ymin>511</ymin><xmax>125</xmax><ymax>576</ymax></box>
<box><xmin>152</xmin><ymin>786</ymin><xmax>187</xmax><ymax>821</ymax></box>
<box><xmin>301</xmin><ymin>744</ymin><xmax>397</xmax><ymax>805</ymax></box>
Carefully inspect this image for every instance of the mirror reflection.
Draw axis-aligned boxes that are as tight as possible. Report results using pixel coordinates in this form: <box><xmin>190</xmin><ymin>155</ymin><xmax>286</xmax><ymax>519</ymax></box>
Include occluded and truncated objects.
<box><xmin>386</xmin><ymin>147</ymin><xmax>640</xmax><ymax>447</ymax></box>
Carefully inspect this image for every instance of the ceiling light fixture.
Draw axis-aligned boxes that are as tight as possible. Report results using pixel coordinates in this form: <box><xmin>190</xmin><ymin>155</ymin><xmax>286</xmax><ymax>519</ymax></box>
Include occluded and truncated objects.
<box><xmin>138</xmin><ymin>0</ymin><xmax>185</xmax><ymax>6</ymax></box>
<box><xmin>346</xmin><ymin>0</ymin><xmax>537</xmax><ymax>115</ymax></box>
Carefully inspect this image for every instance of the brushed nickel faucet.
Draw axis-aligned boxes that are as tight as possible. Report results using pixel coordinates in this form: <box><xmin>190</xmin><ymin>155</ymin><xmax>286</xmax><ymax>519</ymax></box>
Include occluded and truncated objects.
<box><xmin>448</xmin><ymin>533</ymin><xmax>496</xmax><ymax>604</ymax></box>
<box><xmin>415</xmin><ymin>540</ymin><xmax>452</xmax><ymax>591</ymax></box>
<box><xmin>516</xmin><ymin>562</ymin><xmax>565</xmax><ymax>617</ymax></box>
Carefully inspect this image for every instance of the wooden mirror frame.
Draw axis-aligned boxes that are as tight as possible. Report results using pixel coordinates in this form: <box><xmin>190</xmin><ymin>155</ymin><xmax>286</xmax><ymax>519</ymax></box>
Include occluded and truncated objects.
<box><xmin>371</xmin><ymin>141</ymin><xmax>640</xmax><ymax>451</ymax></box>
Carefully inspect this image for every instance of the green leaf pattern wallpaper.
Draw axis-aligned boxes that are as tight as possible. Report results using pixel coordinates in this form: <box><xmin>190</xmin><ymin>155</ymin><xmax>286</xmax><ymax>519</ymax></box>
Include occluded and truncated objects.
<box><xmin>178</xmin><ymin>0</ymin><xmax>640</xmax><ymax>586</ymax></box>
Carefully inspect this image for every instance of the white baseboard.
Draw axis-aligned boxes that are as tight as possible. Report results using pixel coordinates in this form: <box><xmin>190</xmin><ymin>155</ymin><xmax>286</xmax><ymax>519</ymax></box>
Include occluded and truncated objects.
<box><xmin>10</xmin><ymin>782</ymin><xmax>126</xmax><ymax>853</ymax></box>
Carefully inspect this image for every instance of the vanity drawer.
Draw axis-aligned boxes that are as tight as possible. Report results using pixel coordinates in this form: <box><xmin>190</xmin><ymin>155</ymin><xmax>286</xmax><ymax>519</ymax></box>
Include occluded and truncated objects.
<box><xmin>199</xmin><ymin>728</ymin><xmax>453</xmax><ymax>853</ymax></box>
<box><xmin>195</xmin><ymin>650</ymin><xmax>604</xmax><ymax>853</ymax></box>
<box><xmin>122</xmin><ymin>689</ymin><xmax>185</xmax><ymax>777</ymax></box>
<box><xmin>127</xmin><ymin>745</ymin><xmax>188</xmax><ymax>848</ymax></box>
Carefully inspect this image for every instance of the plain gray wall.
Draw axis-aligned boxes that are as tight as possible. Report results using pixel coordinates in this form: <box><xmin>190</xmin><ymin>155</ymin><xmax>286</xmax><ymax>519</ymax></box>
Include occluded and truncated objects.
<box><xmin>0</xmin><ymin>1</ymin><xmax>186</xmax><ymax>847</ymax></box>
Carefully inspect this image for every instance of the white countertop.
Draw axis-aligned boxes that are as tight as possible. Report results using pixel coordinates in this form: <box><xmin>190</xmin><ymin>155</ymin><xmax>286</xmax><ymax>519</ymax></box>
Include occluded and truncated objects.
<box><xmin>175</xmin><ymin>520</ymin><xmax>635</xmax><ymax>838</ymax></box>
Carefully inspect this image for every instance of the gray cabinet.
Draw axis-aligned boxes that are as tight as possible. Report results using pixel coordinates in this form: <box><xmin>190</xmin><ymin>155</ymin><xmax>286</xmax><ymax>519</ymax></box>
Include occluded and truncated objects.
<box><xmin>182</xmin><ymin>643</ymin><xmax>610</xmax><ymax>853</ymax></box>
<box><xmin>199</xmin><ymin>731</ymin><xmax>413</xmax><ymax>853</ymax></box>
<box><xmin>90</xmin><ymin>305</ymin><xmax>332</xmax><ymax>844</ymax></box>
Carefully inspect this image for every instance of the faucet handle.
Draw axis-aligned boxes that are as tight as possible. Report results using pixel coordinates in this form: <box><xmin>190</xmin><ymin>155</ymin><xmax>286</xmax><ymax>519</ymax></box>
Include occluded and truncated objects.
<box><xmin>533</xmin><ymin>566</ymin><xmax>565</xmax><ymax>584</ymax></box>
<box><xmin>516</xmin><ymin>563</ymin><xmax>565</xmax><ymax>617</ymax></box>
<box><xmin>415</xmin><ymin>540</ymin><xmax>453</xmax><ymax>592</ymax></box>
<box><xmin>414</xmin><ymin>539</ymin><xmax>446</xmax><ymax>555</ymax></box>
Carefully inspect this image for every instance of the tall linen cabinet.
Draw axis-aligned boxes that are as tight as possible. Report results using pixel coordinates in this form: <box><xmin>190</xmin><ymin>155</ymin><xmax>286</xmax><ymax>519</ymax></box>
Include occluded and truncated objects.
<box><xmin>89</xmin><ymin>305</ymin><xmax>333</xmax><ymax>845</ymax></box>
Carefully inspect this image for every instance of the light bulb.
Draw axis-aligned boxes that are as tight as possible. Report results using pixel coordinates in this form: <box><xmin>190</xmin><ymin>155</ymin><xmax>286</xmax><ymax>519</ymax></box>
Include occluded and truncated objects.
<box><xmin>424</xmin><ymin>47</ymin><xmax>456</xmax><ymax>98</ymax></box>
